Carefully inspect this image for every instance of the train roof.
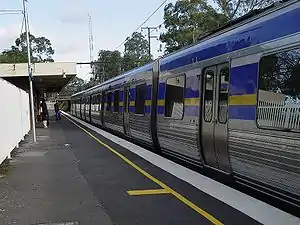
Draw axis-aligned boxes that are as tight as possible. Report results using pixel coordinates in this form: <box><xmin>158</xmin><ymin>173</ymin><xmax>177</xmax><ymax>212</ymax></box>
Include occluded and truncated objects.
<box><xmin>72</xmin><ymin>61</ymin><xmax>153</xmax><ymax>97</ymax></box>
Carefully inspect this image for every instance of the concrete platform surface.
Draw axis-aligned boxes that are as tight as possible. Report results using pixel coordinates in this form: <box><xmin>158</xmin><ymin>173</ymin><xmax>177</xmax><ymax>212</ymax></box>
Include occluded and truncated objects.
<box><xmin>0</xmin><ymin>116</ymin><xmax>113</xmax><ymax>225</ymax></box>
<box><xmin>0</xmin><ymin>114</ymin><xmax>298</xmax><ymax>225</ymax></box>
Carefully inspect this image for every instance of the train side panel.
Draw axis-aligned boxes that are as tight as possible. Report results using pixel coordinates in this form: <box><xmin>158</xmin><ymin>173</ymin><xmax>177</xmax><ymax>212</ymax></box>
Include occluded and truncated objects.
<box><xmin>228</xmin><ymin>35</ymin><xmax>300</xmax><ymax>204</ymax></box>
<box><xmin>126</xmin><ymin>66</ymin><xmax>154</xmax><ymax>146</ymax></box>
<box><xmin>103</xmin><ymin>88</ymin><xmax>124</xmax><ymax>134</ymax></box>
<box><xmin>156</xmin><ymin>66</ymin><xmax>203</xmax><ymax>165</ymax></box>
<box><xmin>90</xmin><ymin>92</ymin><xmax>103</xmax><ymax>126</ymax></box>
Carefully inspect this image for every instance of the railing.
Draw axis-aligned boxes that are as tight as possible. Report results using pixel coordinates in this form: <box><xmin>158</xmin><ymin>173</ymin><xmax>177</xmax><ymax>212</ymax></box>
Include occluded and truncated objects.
<box><xmin>257</xmin><ymin>101</ymin><xmax>300</xmax><ymax>130</ymax></box>
<box><xmin>0</xmin><ymin>78</ymin><xmax>30</xmax><ymax>164</ymax></box>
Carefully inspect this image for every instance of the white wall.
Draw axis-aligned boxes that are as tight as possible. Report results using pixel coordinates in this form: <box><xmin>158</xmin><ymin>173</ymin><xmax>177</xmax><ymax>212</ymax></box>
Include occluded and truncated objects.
<box><xmin>0</xmin><ymin>78</ymin><xmax>30</xmax><ymax>164</ymax></box>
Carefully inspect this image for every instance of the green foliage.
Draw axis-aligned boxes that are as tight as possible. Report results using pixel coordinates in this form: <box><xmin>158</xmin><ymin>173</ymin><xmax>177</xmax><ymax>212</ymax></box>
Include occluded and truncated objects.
<box><xmin>15</xmin><ymin>32</ymin><xmax>54</xmax><ymax>62</ymax></box>
<box><xmin>0</xmin><ymin>32</ymin><xmax>54</xmax><ymax>63</ymax></box>
<box><xmin>160</xmin><ymin>0</ymin><xmax>228</xmax><ymax>54</ymax></box>
<box><xmin>123</xmin><ymin>32</ymin><xmax>152</xmax><ymax>71</ymax></box>
<box><xmin>160</xmin><ymin>0</ymin><xmax>275</xmax><ymax>54</ymax></box>
<box><xmin>59</xmin><ymin>76</ymin><xmax>85</xmax><ymax>96</ymax></box>
<box><xmin>92</xmin><ymin>32</ymin><xmax>151</xmax><ymax>83</ymax></box>
<box><xmin>214</xmin><ymin>0</ymin><xmax>275</xmax><ymax>20</ymax></box>
<box><xmin>94</xmin><ymin>50</ymin><xmax>122</xmax><ymax>82</ymax></box>
<box><xmin>0</xmin><ymin>46</ymin><xmax>27</xmax><ymax>63</ymax></box>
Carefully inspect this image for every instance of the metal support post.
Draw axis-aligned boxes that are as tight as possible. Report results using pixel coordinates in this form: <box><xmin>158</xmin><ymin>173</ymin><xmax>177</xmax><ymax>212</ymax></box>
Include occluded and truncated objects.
<box><xmin>22</xmin><ymin>0</ymin><xmax>36</xmax><ymax>142</ymax></box>
<box><xmin>141</xmin><ymin>26</ymin><xmax>158</xmax><ymax>58</ymax></box>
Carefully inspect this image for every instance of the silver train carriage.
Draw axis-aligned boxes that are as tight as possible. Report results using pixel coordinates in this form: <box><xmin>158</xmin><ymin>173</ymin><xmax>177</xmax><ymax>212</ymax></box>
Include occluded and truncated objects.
<box><xmin>71</xmin><ymin>0</ymin><xmax>300</xmax><ymax>207</ymax></box>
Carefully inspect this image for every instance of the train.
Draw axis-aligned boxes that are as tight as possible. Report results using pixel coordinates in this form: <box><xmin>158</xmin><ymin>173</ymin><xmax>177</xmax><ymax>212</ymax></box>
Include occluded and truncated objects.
<box><xmin>71</xmin><ymin>0</ymin><xmax>300</xmax><ymax>208</ymax></box>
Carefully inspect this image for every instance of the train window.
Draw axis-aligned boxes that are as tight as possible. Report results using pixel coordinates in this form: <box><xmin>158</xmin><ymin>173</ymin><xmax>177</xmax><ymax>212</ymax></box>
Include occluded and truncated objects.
<box><xmin>257</xmin><ymin>48</ymin><xmax>300</xmax><ymax>131</ymax></box>
<box><xmin>218</xmin><ymin>65</ymin><xmax>229</xmax><ymax>124</ymax></box>
<box><xmin>106</xmin><ymin>92</ymin><xmax>112</xmax><ymax>111</ymax></box>
<box><xmin>165</xmin><ymin>75</ymin><xmax>185</xmax><ymax>119</ymax></box>
<box><xmin>113</xmin><ymin>90</ymin><xmax>119</xmax><ymax>112</ymax></box>
<box><xmin>204</xmin><ymin>69</ymin><xmax>214</xmax><ymax>122</ymax></box>
<box><xmin>135</xmin><ymin>84</ymin><xmax>146</xmax><ymax>115</ymax></box>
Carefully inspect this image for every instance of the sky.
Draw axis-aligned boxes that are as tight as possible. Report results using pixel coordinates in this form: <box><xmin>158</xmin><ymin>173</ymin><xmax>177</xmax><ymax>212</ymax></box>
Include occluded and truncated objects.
<box><xmin>0</xmin><ymin>0</ymin><xmax>179</xmax><ymax>80</ymax></box>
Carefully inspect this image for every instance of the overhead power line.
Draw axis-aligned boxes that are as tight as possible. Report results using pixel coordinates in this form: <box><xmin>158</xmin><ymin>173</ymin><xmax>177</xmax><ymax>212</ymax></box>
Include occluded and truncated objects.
<box><xmin>20</xmin><ymin>12</ymin><xmax>25</xmax><ymax>35</ymax></box>
<box><xmin>0</xmin><ymin>9</ymin><xmax>23</xmax><ymax>12</ymax></box>
<box><xmin>114</xmin><ymin>0</ymin><xmax>168</xmax><ymax>50</ymax></box>
<box><xmin>0</xmin><ymin>9</ymin><xmax>23</xmax><ymax>16</ymax></box>
<box><xmin>0</xmin><ymin>12</ymin><xmax>22</xmax><ymax>16</ymax></box>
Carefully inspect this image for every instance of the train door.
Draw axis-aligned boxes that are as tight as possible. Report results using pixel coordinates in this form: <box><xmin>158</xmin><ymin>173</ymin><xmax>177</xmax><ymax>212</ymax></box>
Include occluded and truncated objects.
<box><xmin>201</xmin><ymin>63</ymin><xmax>231</xmax><ymax>173</ymax></box>
<box><xmin>80</xmin><ymin>97</ymin><xmax>83</xmax><ymax>119</ymax></box>
<box><xmin>83</xmin><ymin>97</ymin><xmax>87</xmax><ymax>120</ymax></box>
<box><xmin>88</xmin><ymin>95</ymin><xmax>92</xmax><ymax>122</ymax></box>
<box><xmin>123</xmin><ymin>86</ymin><xmax>130</xmax><ymax>135</ymax></box>
<box><xmin>100</xmin><ymin>93</ymin><xmax>105</xmax><ymax>125</ymax></box>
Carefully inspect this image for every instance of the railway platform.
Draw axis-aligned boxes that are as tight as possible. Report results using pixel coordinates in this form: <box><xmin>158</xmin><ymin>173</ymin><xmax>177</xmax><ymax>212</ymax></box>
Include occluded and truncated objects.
<box><xmin>0</xmin><ymin>112</ymin><xmax>299</xmax><ymax>225</ymax></box>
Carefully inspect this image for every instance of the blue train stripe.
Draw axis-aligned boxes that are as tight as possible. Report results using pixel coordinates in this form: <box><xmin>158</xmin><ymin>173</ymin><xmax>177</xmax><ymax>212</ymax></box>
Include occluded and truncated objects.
<box><xmin>146</xmin><ymin>85</ymin><xmax>152</xmax><ymax>100</ymax></box>
<box><xmin>185</xmin><ymin>89</ymin><xmax>199</xmax><ymax>98</ymax></box>
<box><xmin>160</xmin><ymin>6</ymin><xmax>300</xmax><ymax>71</ymax></box>
<box><xmin>157</xmin><ymin>106</ymin><xmax>164</xmax><ymax>115</ymax></box>
<box><xmin>229</xmin><ymin>63</ymin><xmax>258</xmax><ymax>96</ymax></box>
<box><xmin>129</xmin><ymin>88</ymin><xmax>135</xmax><ymax>101</ymax></box>
<box><xmin>145</xmin><ymin>106</ymin><xmax>151</xmax><ymax>114</ymax></box>
<box><xmin>158</xmin><ymin>83</ymin><xmax>166</xmax><ymax>99</ymax></box>
<box><xmin>229</xmin><ymin>105</ymin><xmax>256</xmax><ymax>120</ymax></box>
<box><xmin>119</xmin><ymin>90</ymin><xmax>124</xmax><ymax>102</ymax></box>
<box><xmin>129</xmin><ymin>106</ymin><xmax>134</xmax><ymax>113</ymax></box>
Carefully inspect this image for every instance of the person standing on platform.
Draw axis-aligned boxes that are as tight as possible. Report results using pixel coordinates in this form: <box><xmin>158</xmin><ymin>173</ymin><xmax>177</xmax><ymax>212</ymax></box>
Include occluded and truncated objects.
<box><xmin>40</xmin><ymin>99</ymin><xmax>49</xmax><ymax>128</ymax></box>
<box><xmin>54</xmin><ymin>101</ymin><xmax>61</xmax><ymax>120</ymax></box>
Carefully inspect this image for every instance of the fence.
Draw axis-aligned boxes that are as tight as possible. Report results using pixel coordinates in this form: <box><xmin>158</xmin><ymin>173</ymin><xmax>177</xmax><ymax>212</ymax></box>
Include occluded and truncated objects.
<box><xmin>257</xmin><ymin>101</ymin><xmax>300</xmax><ymax>130</ymax></box>
<box><xmin>0</xmin><ymin>78</ymin><xmax>30</xmax><ymax>164</ymax></box>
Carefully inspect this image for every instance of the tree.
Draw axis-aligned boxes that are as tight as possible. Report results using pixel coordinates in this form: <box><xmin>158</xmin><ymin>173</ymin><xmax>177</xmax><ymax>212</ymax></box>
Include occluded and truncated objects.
<box><xmin>94</xmin><ymin>50</ymin><xmax>122</xmax><ymax>82</ymax></box>
<box><xmin>214</xmin><ymin>0</ymin><xmax>275</xmax><ymax>20</ymax></box>
<box><xmin>0</xmin><ymin>32</ymin><xmax>55</xmax><ymax>63</ymax></box>
<box><xmin>15</xmin><ymin>32</ymin><xmax>55</xmax><ymax>62</ymax></box>
<box><xmin>123</xmin><ymin>32</ymin><xmax>152</xmax><ymax>71</ymax></box>
<box><xmin>0</xmin><ymin>46</ymin><xmax>27</xmax><ymax>63</ymax></box>
<box><xmin>259</xmin><ymin>49</ymin><xmax>300</xmax><ymax>99</ymax></box>
<box><xmin>160</xmin><ymin>0</ymin><xmax>228</xmax><ymax>54</ymax></box>
<box><xmin>59</xmin><ymin>76</ymin><xmax>85</xmax><ymax>96</ymax></box>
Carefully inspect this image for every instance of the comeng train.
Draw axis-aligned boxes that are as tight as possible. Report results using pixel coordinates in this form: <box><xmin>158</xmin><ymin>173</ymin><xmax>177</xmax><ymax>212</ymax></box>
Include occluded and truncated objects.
<box><xmin>71</xmin><ymin>0</ymin><xmax>300</xmax><ymax>208</ymax></box>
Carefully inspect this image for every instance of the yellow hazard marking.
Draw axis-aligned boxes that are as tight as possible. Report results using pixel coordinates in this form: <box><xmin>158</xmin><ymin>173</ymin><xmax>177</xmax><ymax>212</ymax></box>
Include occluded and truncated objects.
<box><xmin>64</xmin><ymin>115</ymin><xmax>223</xmax><ymax>225</ymax></box>
<box><xmin>127</xmin><ymin>189</ymin><xmax>170</xmax><ymax>196</ymax></box>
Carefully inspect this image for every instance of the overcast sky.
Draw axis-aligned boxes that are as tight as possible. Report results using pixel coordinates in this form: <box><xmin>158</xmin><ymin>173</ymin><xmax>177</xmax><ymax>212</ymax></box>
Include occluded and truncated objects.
<box><xmin>0</xmin><ymin>0</ymin><xmax>176</xmax><ymax>80</ymax></box>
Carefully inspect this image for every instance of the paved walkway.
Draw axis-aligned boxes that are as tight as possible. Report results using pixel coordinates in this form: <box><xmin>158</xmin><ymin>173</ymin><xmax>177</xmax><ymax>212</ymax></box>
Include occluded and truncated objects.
<box><xmin>0</xmin><ymin>116</ymin><xmax>113</xmax><ymax>225</ymax></box>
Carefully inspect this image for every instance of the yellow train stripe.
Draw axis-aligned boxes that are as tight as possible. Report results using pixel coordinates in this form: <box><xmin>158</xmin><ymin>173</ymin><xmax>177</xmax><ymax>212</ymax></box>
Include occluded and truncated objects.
<box><xmin>127</xmin><ymin>189</ymin><xmax>170</xmax><ymax>196</ymax></box>
<box><xmin>145</xmin><ymin>100</ymin><xmax>151</xmax><ymax>106</ymax></box>
<box><xmin>130</xmin><ymin>101</ymin><xmax>135</xmax><ymax>106</ymax></box>
<box><xmin>157</xmin><ymin>99</ymin><xmax>165</xmax><ymax>106</ymax></box>
<box><xmin>119</xmin><ymin>102</ymin><xmax>124</xmax><ymax>107</ymax></box>
<box><xmin>184</xmin><ymin>98</ymin><xmax>200</xmax><ymax>106</ymax></box>
<box><xmin>229</xmin><ymin>94</ymin><xmax>257</xmax><ymax>105</ymax></box>
<box><xmin>158</xmin><ymin>98</ymin><xmax>199</xmax><ymax>106</ymax></box>
<box><xmin>64</xmin><ymin>115</ymin><xmax>223</xmax><ymax>225</ymax></box>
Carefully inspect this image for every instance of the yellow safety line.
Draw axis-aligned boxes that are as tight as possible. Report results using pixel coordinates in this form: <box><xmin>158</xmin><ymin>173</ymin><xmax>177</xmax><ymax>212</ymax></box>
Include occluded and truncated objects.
<box><xmin>64</xmin><ymin>115</ymin><xmax>223</xmax><ymax>225</ymax></box>
<box><xmin>127</xmin><ymin>189</ymin><xmax>170</xmax><ymax>196</ymax></box>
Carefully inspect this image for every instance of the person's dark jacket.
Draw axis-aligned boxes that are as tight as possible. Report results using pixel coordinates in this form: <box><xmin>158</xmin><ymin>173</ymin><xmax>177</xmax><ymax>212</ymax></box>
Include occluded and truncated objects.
<box><xmin>54</xmin><ymin>103</ymin><xmax>59</xmax><ymax>113</ymax></box>
<box><xmin>40</xmin><ymin>102</ymin><xmax>48</xmax><ymax>120</ymax></box>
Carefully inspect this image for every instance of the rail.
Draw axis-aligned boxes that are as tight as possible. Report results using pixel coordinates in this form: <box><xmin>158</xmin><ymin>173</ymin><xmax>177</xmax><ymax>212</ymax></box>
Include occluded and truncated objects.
<box><xmin>257</xmin><ymin>101</ymin><xmax>300</xmax><ymax>130</ymax></box>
